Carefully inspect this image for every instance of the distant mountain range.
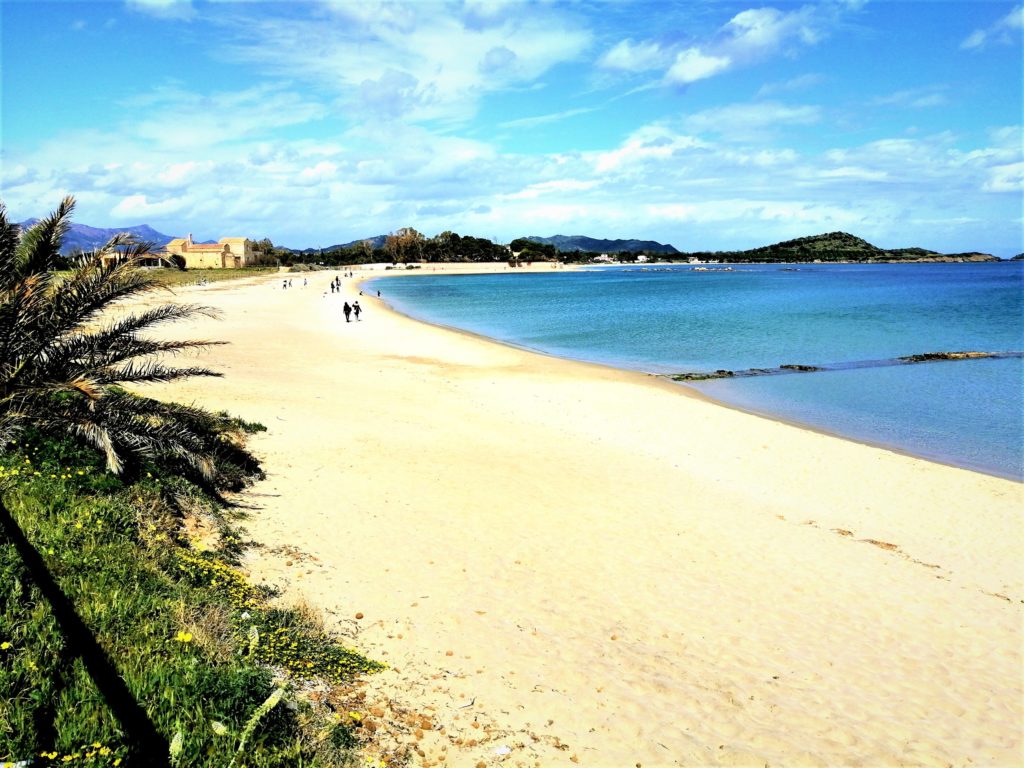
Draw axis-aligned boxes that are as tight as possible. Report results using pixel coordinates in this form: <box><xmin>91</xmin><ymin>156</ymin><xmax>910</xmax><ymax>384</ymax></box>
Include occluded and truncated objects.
<box><xmin>14</xmin><ymin>219</ymin><xmax>1002</xmax><ymax>262</ymax></box>
<box><xmin>15</xmin><ymin>220</ymin><xmax>213</xmax><ymax>255</ymax></box>
<box><xmin>525</xmin><ymin>234</ymin><xmax>679</xmax><ymax>254</ymax></box>
<box><xmin>287</xmin><ymin>234</ymin><xmax>389</xmax><ymax>254</ymax></box>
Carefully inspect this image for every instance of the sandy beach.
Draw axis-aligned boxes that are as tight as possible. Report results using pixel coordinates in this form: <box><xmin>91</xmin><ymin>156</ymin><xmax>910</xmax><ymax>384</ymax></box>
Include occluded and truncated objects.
<box><xmin>148</xmin><ymin>265</ymin><xmax>1023</xmax><ymax>767</ymax></box>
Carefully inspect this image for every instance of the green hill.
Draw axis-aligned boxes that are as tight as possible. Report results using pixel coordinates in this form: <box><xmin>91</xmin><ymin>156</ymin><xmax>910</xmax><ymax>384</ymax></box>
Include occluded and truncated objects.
<box><xmin>680</xmin><ymin>232</ymin><xmax>998</xmax><ymax>263</ymax></box>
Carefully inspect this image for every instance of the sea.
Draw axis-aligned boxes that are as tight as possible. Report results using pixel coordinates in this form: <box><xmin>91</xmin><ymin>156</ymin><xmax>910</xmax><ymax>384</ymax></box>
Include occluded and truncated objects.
<box><xmin>367</xmin><ymin>262</ymin><xmax>1024</xmax><ymax>481</ymax></box>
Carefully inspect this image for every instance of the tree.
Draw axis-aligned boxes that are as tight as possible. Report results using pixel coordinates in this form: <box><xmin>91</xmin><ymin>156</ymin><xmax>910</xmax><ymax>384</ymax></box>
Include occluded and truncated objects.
<box><xmin>384</xmin><ymin>227</ymin><xmax>425</xmax><ymax>264</ymax></box>
<box><xmin>0</xmin><ymin>196</ymin><xmax>256</xmax><ymax>487</ymax></box>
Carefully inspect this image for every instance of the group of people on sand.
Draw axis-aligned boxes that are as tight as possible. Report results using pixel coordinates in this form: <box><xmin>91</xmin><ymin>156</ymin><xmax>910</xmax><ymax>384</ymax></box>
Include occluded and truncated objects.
<box><xmin>286</xmin><ymin>273</ymin><xmax>365</xmax><ymax>322</ymax></box>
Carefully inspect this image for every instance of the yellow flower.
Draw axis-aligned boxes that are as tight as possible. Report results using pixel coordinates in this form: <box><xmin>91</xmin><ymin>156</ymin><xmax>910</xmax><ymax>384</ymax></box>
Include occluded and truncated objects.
<box><xmin>174</xmin><ymin>631</ymin><xmax>194</xmax><ymax>643</ymax></box>
<box><xmin>0</xmin><ymin>642</ymin><xmax>10</xmax><ymax>650</ymax></box>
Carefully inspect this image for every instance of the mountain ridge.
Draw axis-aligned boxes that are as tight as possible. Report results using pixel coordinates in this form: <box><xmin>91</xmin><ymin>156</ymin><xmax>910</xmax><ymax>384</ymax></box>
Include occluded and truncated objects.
<box><xmin>524</xmin><ymin>234</ymin><xmax>679</xmax><ymax>254</ymax></box>
<box><xmin>16</xmin><ymin>220</ymin><xmax>209</xmax><ymax>255</ymax></box>
<box><xmin>12</xmin><ymin>220</ymin><xmax>1002</xmax><ymax>262</ymax></box>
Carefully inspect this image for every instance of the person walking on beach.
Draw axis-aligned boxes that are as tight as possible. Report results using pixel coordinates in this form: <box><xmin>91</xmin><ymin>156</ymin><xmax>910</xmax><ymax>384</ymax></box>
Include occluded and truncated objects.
<box><xmin>343</xmin><ymin>301</ymin><xmax>352</xmax><ymax>322</ymax></box>
<box><xmin>353</xmin><ymin>301</ymin><xmax>362</xmax><ymax>321</ymax></box>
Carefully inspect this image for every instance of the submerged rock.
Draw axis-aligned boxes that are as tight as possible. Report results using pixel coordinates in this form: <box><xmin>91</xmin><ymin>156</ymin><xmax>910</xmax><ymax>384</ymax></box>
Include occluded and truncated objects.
<box><xmin>898</xmin><ymin>351</ymin><xmax>993</xmax><ymax>363</ymax></box>
<box><xmin>779</xmin><ymin>364</ymin><xmax>823</xmax><ymax>372</ymax></box>
<box><xmin>670</xmin><ymin>369</ymin><xmax>735</xmax><ymax>381</ymax></box>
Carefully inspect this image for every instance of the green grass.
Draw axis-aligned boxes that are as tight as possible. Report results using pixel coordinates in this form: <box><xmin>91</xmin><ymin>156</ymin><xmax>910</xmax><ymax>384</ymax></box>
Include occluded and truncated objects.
<box><xmin>148</xmin><ymin>267</ymin><xmax>279</xmax><ymax>287</ymax></box>
<box><xmin>0</xmin><ymin>430</ymin><xmax>381</xmax><ymax>767</ymax></box>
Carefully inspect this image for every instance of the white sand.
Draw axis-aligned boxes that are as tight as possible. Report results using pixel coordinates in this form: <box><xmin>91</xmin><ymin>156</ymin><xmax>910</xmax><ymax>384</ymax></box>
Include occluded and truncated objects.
<box><xmin>149</xmin><ymin>267</ymin><xmax>1023</xmax><ymax>767</ymax></box>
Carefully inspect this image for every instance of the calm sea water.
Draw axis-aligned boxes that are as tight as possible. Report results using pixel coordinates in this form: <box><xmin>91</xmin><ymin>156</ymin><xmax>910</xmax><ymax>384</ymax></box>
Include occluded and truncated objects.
<box><xmin>368</xmin><ymin>263</ymin><xmax>1024</xmax><ymax>480</ymax></box>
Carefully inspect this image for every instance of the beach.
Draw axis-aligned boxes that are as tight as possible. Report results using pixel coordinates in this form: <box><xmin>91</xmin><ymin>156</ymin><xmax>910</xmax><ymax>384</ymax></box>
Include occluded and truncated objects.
<box><xmin>148</xmin><ymin>266</ymin><xmax>1023</xmax><ymax>767</ymax></box>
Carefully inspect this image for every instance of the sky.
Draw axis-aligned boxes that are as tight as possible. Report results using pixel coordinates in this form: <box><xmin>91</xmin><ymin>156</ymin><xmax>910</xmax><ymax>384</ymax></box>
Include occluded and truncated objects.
<box><xmin>1</xmin><ymin>0</ymin><xmax>1021</xmax><ymax>255</ymax></box>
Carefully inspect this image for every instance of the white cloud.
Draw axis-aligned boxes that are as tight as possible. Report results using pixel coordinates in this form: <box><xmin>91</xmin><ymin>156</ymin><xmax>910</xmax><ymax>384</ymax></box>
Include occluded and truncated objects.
<box><xmin>983</xmin><ymin>162</ymin><xmax>1024</xmax><ymax>192</ymax></box>
<box><xmin>599</xmin><ymin>39</ymin><xmax>669</xmax><ymax>72</ymax></box>
<box><xmin>219</xmin><ymin>3</ymin><xmax>591</xmax><ymax>124</ymax></box>
<box><xmin>960</xmin><ymin>30</ymin><xmax>987</xmax><ymax>50</ymax></box>
<box><xmin>504</xmin><ymin>179</ymin><xmax>599</xmax><ymax>200</ymax></box>
<box><xmin>961</xmin><ymin>4</ymin><xmax>1023</xmax><ymax>50</ymax></box>
<box><xmin>817</xmin><ymin>166</ymin><xmax>889</xmax><ymax>182</ymax></box>
<box><xmin>872</xmin><ymin>86</ymin><xmax>949</xmax><ymax>109</ymax></box>
<box><xmin>499</xmin><ymin>107</ymin><xmax>599</xmax><ymax>130</ymax></box>
<box><xmin>604</xmin><ymin>3</ymin><xmax>850</xmax><ymax>91</ymax></box>
<box><xmin>757</xmin><ymin>72</ymin><xmax>825</xmax><ymax>97</ymax></box>
<box><xmin>591</xmin><ymin>124</ymin><xmax>708</xmax><ymax>173</ymax></box>
<box><xmin>124</xmin><ymin>84</ymin><xmax>327</xmax><ymax>150</ymax></box>
<box><xmin>666</xmin><ymin>48</ymin><xmax>732</xmax><ymax>84</ymax></box>
<box><xmin>647</xmin><ymin>199</ymin><xmax>861</xmax><ymax>226</ymax></box>
<box><xmin>111</xmin><ymin>194</ymin><xmax>187</xmax><ymax>219</ymax></box>
<box><xmin>724</xmin><ymin>7</ymin><xmax>820</xmax><ymax>54</ymax></box>
<box><xmin>684</xmin><ymin>101</ymin><xmax>821</xmax><ymax>139</ymax></box>
<box><xmin>124</xmin><ymin>0</ymin><xmax>194</xmax><ymax>21</ymax></box>
<box><xmin>295</xmin><ymin>161</ymin><xmax>339</xmax><ymax>187</ymax></box>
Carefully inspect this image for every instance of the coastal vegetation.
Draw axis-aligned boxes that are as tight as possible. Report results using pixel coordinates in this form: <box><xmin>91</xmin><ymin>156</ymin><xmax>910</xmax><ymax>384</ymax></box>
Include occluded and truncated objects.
<box><xmin>272</xmin><ymin>229</ymin><xmax>998</xmax><ymax>266</ymax></box>
<box><xmin>671</xmin><ymin>231</ymin><xmax>999</xmax><ymax>264</ymax></box>
<box><xmin>29</xmin><ymin>216</ymin><xmax>1005</xmax><ymax>267</ymax></box>
<box><xmin>270</xmin><ymin>226</ymin><xmax>510</xmax><ymax>267</ymax></box>
<box><xmin>0</xmin><ymin>200</ymin><xmax>384</xmax><ymax>766</ymax></box>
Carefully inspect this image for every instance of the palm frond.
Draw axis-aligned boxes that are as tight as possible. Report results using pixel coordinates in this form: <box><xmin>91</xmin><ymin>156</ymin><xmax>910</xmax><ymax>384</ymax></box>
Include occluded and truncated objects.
<box><xmin>100</xmin><ymin>361</ymin><xmax>223</xmax><ymax>385</ymax></box>
<box><xmin>0</xmin><ymin>202</ymin><xmax>23</xmax><ymax>284</ymax></box>
<box><xmin>1</xmin><ymin>196</ymin><xmax>260</xmax><ymax>486</ymax></box>
<box><xmin>13</xmin><ymin>195</ymin><xmax>74</xmax><ymax>279</ymax></box>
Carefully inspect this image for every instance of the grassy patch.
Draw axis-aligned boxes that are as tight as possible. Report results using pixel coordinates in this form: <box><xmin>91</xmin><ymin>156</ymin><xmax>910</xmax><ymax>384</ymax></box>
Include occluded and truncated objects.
<box><xmin>0</xmin><ymin>430</ymin><xmax>384</xmax><ymax>767</ymax></box>
<box><xmin>147</xmin><ymin>267</ymin><xmax>278</xmax><ymax>288</ymax></box>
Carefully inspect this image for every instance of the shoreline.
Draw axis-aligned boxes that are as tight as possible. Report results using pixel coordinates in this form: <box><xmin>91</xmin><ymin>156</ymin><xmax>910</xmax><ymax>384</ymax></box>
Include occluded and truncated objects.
<box><xmin>148</xmin><ymin>267</ymin><xmax>1023</xmax><ymax>767</ymax></box>
<box><xmin>361</xmin><ymin>269</ymin><xmax>1022</xmax><ymax>483</ymax></box>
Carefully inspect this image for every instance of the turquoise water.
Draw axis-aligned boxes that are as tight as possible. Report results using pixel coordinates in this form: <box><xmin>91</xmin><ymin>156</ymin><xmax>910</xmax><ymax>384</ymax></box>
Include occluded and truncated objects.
<box><xmin>368</xmin><ymin>263</ymin><xmax>1024</xmax><ymax>480</ymax></box>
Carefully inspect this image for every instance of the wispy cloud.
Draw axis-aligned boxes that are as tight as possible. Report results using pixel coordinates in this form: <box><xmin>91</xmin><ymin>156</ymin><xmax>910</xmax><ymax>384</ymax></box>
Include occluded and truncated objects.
<box><xmin>124</xmin><ymin>0</ymin><xmax>194</xmax><ymax>21</ymax></box>
<box><xmin>961</xmin><ymin>4</ymin><xmax>1023</xmax><ymax>50</ymax></box>
<box><xmin>684</xmin><ymin>101</ymin><xmax>822</xmax><ymax>140</ymax></box>
<box><xmin>871</xmin><ymin>86</ymin><xmax>949</xmax><ymax>109</ymax></box>
<box><xmin>499</xmin><ymin>107</ymin><xmax>599</xmax><ymax>129</ymax></box>
<box><xmin>598</xmin><ymin>39</ymin><xmax>671</xmax><ymax>73</ymax></box>
<box><xmin>598</xmin><ymin>3</ymin><xmax>853</xmax><ymax>90</ymax></box>
<box><xmin>217</xmin><ymin>1</ymin><xmax>591</xmax><ymax>125</ymax></box>
<box><xmin>757</xmin><ymin>73</ymin><xmax>826</xmax><ymax>97</ymax></box>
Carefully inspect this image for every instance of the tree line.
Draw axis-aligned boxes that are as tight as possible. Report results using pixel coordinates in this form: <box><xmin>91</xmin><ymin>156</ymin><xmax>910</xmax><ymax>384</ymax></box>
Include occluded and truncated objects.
<box><xmin>253</xmin><ymin>230</ymin><xmax>659</xmax><ymax>267</ymax></box>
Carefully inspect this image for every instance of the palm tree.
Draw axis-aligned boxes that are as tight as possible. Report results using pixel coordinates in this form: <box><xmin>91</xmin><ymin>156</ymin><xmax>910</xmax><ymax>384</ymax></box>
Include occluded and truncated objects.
<box><xmin>0</xmin><ymin>196</ymin><xmax>256</xmax><ymax>488</ymax></box>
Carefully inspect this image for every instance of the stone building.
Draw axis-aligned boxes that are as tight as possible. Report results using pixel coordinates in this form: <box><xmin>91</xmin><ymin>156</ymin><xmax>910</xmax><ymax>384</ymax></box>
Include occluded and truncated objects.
<box><xmin>164</xmin><ymin>234</ymin><xmax>256</xmax><ymax>269</ymax></box>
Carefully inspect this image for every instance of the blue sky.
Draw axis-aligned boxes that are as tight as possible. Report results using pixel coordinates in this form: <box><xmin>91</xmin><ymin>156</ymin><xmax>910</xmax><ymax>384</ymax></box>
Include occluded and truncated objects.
<box><xmin>1</xmin><ymin>0</ymin><xmax>1021</xmax><ymax>255</ymax></box>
